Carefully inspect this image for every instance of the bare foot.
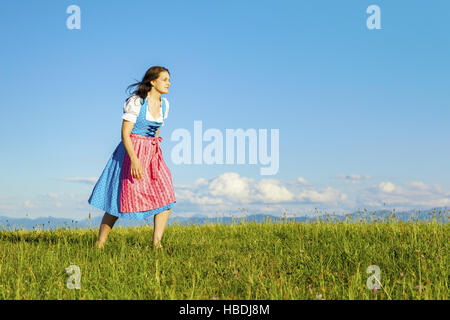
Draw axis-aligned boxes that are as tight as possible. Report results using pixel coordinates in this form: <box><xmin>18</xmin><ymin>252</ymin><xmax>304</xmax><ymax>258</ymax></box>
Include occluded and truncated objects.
<box><xmin>153</xmin><ymin>242</ymin><xmax>163</xmax><ymax>249</ymax></box>
<box><xmin>96</xmin><ymin>240</ymin><xmax>105</xmax><ymax>249</ymax></box>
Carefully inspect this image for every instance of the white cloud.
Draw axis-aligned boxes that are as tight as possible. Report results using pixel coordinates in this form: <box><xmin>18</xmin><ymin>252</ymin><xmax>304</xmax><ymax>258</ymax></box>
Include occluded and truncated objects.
<box><xmin>175</xmin><ymin>188</ymin><xmax>223</xmax><ymax>205</ymax></box>
<box><xmin>24</xmin><ymin>200</ymin><xmax>36</xmax><ymax>208</ymax></box>
<box><xmin>209</xmin><ymin>172</ymin><xmax>254</xmax><ymax>203</ymax></box>
<box><xmin>0</xmin><ymin>204</ymin><xmax>16</xmax><ymax>209</ymax></box>
<box><xmin>193</xmin><ymin>178</ymin><xmax>209</xmax><ymax>187</ymax></box>
<box><xmin>47</xmin><ymin>193</ymin><xmax>59</xmax><ymax>198</ymax></box>
<box><xmin>336</xmin><ymin>173</ymin><xmax>371</xmax><ymax>184</ymax></box>
<box><xmin>359</xmin><ymin>181</ymin><xmax>450</xmax><ymax>209</ymax></box>
<box><xmin>254</xmin><ymin>179</ymin><xmax>295</xmax><ymax>203</ymax></box>
<box><xmin>175</xmin><ymin>172</ymin><xmax>353</xmax><ymax>211</ymax></box>
<box><xmin>379</xmin><ymin>181</ymin><xmax>396</xmax><ymax>193</ymax></box>
<box><xmin>193</xmin><ymin>196</ymin><xmax>224</xmax><ymax>205</ymax></box>
<box><xmin>297</xmin><ymin>186</ymin><xmax>347</xmax><ymax>204</ymax></box>
<box><xmin>408</xmin><ymin>181</ymin><xmax>428</xmax><ymax>190</ymax></box>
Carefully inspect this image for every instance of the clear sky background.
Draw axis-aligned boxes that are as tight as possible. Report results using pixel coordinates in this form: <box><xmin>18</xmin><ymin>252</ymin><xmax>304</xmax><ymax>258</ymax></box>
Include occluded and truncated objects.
<box><xmin>0</xmin><ymin>0</ymin><xmax>449</xmax><ymax>220</ymax></box>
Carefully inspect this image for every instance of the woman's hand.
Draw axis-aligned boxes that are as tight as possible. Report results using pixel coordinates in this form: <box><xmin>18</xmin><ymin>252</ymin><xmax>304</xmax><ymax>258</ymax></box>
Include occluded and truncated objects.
<box><xmin>130</xmin><ymin>158</ymin><xmax>143</xmax><ymax>180</ymax></box>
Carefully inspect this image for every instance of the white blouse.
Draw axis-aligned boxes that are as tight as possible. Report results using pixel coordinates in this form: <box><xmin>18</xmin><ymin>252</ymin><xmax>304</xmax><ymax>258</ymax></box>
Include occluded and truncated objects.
<box><xmin>122</xmin><ymin>95</ymin><xmax>170</xmax><ymax>126</ymax></box>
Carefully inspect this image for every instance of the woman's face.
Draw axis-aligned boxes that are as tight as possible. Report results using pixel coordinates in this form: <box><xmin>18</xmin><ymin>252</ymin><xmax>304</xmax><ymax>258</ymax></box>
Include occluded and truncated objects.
<box><xmin>151</xmin><ymin>71</ymin><xmax>171</xmax><ymax>94</ymax></box>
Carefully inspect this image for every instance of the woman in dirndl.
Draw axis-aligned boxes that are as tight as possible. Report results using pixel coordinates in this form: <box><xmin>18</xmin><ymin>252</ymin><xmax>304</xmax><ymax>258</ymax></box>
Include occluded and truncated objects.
<box><xmin>88</xmin><ymin>66</ymin><xmax>176</xmax><ymax>249</ymax></box>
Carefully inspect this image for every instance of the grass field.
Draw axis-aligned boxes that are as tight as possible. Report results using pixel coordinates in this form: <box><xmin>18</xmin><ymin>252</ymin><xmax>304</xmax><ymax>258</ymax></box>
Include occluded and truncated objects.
<box><xmin>0</xmin><ymin>212</ymin><xmax>448</xmax><ymax>300</ymax></box>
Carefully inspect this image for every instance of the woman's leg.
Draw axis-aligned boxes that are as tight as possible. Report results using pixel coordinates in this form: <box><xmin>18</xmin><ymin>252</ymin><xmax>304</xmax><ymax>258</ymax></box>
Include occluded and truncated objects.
<box><xmin>96</xmin><ymin>212</ymin><xmax>118</xmax><ymax>248</ymax></box>
<box><xmin>153</xmin><ymin>208</ymin><xmax>171</xmax><ymax>248</ymax></box>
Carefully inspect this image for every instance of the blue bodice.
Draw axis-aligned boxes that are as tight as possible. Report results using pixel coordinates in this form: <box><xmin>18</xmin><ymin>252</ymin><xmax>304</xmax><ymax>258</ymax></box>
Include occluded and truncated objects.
<box><xmin>130</xmin><ymin>97</ymin><xmax>166</xmax><ymax>137</ymax></box>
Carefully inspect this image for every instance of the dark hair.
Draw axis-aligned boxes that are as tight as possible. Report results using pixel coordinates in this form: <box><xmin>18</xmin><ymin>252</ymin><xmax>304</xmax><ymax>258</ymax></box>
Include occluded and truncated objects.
<box><xmin>125</xmin><ymin>66</ymin><xmax>170</xmax><ymax>102</ymax></box>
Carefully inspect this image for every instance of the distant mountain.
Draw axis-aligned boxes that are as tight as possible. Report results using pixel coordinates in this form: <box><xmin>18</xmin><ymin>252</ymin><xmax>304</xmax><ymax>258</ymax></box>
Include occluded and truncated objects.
<box><xmin>0</xmin><ymin>207</ymin><xmax>448</xmax><ymax>231</ymax></box>
<box><xmin>170</xmin><ymin>207</ymin><xmax>449</xmax><ymax>225</ymax></box>
<box><xmin>342</xmin><ymin>207</ymin><xmax>449</xmax><ymax>223</ymax></box>
<box><xmin>0</xmin><ymin>215</ymin><xmax>146</xmax><ymax>231</ymax></box>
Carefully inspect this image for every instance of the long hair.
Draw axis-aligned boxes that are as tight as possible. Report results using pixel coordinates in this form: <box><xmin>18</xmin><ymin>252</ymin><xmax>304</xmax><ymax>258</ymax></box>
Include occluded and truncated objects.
<box><xmin>125</xmin><ymin>66</ymin><xmax>170</xmax><ymax>102</ymax></box>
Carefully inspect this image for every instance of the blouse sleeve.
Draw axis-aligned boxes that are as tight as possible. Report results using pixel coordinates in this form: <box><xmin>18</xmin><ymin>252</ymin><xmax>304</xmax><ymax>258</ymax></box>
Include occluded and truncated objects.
<box><xmin>163</xmin><ymin>97</ymin><xmax>170</xmax><ymax>119</ymax></box>
<box><xmin>122</xmin><ymin>95</ymin><xmax>142</xmax><ymax>123</ymax></box>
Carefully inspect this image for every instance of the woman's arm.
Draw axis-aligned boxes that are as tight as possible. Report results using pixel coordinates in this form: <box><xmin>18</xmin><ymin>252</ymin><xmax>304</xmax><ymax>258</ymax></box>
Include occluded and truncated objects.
<box><xmin>121</xmin><ymin>120</ymin><xmax>138</xmax><ymax>161</ymax></box>
<box><xmin>121</xmin><ymin>120</ymin><xmax>143</xmax><ymax>179</ymax></box>
<box><xmin>156</xmin><ymin>127</ymin><xmax>160</xmax><ymax>137</ymax></box>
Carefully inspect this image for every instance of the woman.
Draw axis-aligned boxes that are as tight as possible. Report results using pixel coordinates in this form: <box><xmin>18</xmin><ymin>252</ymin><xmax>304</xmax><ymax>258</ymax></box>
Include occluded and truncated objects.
<box><xmin>88</xmin><ymin>66</ymin><xmax>176</xmax><ymax>249</ymax></box>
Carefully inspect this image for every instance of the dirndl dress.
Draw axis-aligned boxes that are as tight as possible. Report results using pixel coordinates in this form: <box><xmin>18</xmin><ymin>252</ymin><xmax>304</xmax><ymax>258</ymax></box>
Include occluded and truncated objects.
<box><xmin>88</xmin><ymin>96</ymin><xmax>176</xmax><ymax>222</ymax></box>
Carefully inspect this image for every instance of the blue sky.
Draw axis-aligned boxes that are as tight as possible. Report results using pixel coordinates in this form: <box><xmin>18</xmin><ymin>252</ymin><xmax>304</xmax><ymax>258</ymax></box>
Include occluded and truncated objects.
<box><xmin>0</xmin><ymin>0</ymin><xmax>449</xmax><ymax>220</ymax></box>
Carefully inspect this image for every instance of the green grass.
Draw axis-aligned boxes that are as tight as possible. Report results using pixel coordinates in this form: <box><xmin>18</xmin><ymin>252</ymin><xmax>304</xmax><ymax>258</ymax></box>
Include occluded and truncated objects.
<box><xmin>0</xmin><ymin>215</ymin><xmax>448</xmax><ymax>300</ymax></box>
